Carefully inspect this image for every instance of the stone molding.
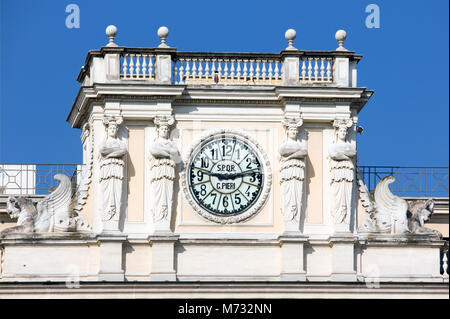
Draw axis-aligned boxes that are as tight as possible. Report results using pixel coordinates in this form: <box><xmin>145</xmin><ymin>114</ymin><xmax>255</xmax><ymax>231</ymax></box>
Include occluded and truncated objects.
<box><xmin>0</xmin><ymin>282</ymin><xmax>447</xmax><ymax>298</ymax></box>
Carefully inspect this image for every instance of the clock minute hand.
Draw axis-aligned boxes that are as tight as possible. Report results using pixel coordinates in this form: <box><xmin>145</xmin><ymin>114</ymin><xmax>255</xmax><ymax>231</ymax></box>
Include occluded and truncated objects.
<box><xmin>210</xmin><ymin>171</ymin><xmax>262</xmax><ymax>180</ymax></box>
<box><xmin>210</xmin><ymin>172</ymin><xmax>240</xmax><ymax>180</ymax></box>
<box><xmin>239</xmin><ymin>171</ymin><xmax>261</xmax><ymax>177</ymax></box>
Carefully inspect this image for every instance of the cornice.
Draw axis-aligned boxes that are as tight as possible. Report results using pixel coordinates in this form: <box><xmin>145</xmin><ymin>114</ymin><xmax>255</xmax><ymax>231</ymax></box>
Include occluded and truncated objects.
<box><xmin>67</xmin><ymin>84</ymin><xmax>185</xmax><ymax>128</ymax></box>
<box><xmin>67</xmin><ymin>84</ymin><xmax>374</xmax><ymax>128</ymax></box>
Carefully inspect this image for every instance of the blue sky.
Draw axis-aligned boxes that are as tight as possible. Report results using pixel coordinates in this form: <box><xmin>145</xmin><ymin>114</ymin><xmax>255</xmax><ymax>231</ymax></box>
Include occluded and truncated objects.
<box><xmin>0</xmin><ymin>0</ymin><xmax>448</xmax><ymax>166</ymax></box>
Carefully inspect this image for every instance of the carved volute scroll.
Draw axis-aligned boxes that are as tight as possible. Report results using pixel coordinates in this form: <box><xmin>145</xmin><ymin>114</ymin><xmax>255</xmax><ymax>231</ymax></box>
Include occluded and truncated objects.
<box><xmin>74</xmin><ymin>121</ymin><xmax>94</xmax><ymax>213</ymax></box>
<box><xmin>279</xmin><ymin>117</ymin><xmax>307</xmax><ymax>232</ymax></box>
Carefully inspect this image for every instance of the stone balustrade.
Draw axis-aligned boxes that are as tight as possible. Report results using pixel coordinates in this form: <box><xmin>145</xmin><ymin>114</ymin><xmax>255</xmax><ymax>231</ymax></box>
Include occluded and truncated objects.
<box><xmin>174</xmin><ymin>53</ymin><xmax>282</xmax><ymax>85</ymax></box>
<box><xmin>172</xmin><ymin>53</ymin><xmax>336</xmax><ymax>85</ymax></box>
<box><xmin>121</xmin><ymin>51</ymin><xmax>156</xmax><ymax>80</ymax></box>
<box><xmin>77</xmin><ymin>26</ymin><xmax>361</xmax><ymax>87</ymax></box>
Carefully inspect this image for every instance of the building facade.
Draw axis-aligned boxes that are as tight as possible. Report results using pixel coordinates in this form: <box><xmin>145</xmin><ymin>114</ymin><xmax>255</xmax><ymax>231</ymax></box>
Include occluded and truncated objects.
<box><xmin>0</xmin><ymin>26</ymin><xmax>448</xmax><ymax>298</ymax></box>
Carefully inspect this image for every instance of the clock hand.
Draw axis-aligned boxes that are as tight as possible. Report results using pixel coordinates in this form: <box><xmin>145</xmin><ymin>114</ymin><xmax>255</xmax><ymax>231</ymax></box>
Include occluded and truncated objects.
<box><xmin>209</xmin><ymin>172</ymin><xmax>240</xmax><ymax>180</ymax></box>
<box><xmin>209</xmin><ymin>171</ymin><xmax>262</xmax><ymax>180</ymax></box>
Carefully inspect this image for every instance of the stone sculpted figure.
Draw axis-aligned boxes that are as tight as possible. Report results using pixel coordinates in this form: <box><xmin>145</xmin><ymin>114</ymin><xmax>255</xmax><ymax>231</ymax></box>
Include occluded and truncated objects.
<box><xmin>329</xmin><ymin>119</ymin><xmax>356</xmax><ymax>224</ymax></box>
<box><xmin>279</xmin><ymin>117</ymin><xmax>307</xmax><ymax>229</ymax></box>
<box><xmin>358</xmin><ymin>176</ymin><xmax>441</xmax><ymax>236</ymax></box>
<box><xmin>407</xmin><ymin>199</ymin><xmax>441</xmax><ymax>236</ymax></box>
<box><xmin>149</xmin><ymin>115</ymin><xmax>179</xmax><ymax>228</ymax></box>
<box><xmin>0</xmin><ymin>174</ymin><xmax>91</xmax><ymax>236</ymax></box>
<box><xmin>99</xmin><ymin>116</ymin><xmax>127</xmax><ymax>222</ymax></box>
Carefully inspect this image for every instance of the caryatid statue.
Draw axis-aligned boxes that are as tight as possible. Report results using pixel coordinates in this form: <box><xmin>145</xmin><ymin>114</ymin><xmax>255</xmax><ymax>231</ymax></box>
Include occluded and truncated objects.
<box><xmin>328</xmin><ymin>119</ymin><xmax>356</xmax><ymax>226</ymax></box>
<box><xmin>99</xmin><ymin>116</ymin><xmax>127</xmax><ymax>227</ymax></box>
<box><xmin>149</xmin><ymin>115</ymin><xmax>179</xmax><ymax>232</ymax></box>
<box><xmin>279</xmin><ymin>117</ymin><xmax>308</xmax><ymax>231</ymax></box>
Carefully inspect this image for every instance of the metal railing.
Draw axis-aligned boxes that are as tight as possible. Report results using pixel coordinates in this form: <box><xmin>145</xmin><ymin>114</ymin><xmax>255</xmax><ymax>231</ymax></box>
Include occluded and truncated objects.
<box><xmin>0</xmin><ymin>164</ymin><xmax>82</xmax><ymax>196</ymax></box>
<box><xmin>1</xmin><ymin>164</ymin><xmax>448</xmax><ymax>198</ymax></box>
<box><xmin>358</xmin><ymin>166</ymin><xmax>449</xmax><ymax>197</ymax></box>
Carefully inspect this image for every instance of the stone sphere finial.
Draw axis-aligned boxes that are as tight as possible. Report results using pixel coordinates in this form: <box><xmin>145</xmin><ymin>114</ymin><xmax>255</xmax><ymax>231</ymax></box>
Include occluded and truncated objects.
<box><xmin>157</xmin><ymin>26</ymin><xmax>170</xmax><ymax>48</ymax></box>
<box><xmin>284</xmin><ymin>28</ymin><xmax>297</xmax><ymax>50</ymax></box>
<box><xmin>105</xmin><ymin>25</ymin><xmax>118</xmax><ymax>47</ymax></box>
<box><xmin>335</xmin><ymin>29</ymin><xmax>348</xmax><ymax>51</ymax></box>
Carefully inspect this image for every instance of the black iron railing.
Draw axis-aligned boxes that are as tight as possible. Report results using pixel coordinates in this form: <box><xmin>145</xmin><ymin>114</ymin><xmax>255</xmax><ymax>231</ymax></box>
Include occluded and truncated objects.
<box><xmin>0</xmin><ymin>164</ymin><xmax>448</xmax><ymax>197</ymax></box>
<box><xmin>358</xmin><ymin>166</ymin><xmax>449</xmax><ymax>197</ymax></box>
<box><xmin>0</xmin><ymin>164</ymin><xmax>82</xmax><ymax>195</ymax></box>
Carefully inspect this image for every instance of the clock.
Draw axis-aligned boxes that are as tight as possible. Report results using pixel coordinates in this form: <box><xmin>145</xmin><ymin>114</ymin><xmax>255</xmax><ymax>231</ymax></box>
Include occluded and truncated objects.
<box><xmin>182</xmin><ymin>129</ymin><xmax>272</xmax><ymax>224</ymax></box>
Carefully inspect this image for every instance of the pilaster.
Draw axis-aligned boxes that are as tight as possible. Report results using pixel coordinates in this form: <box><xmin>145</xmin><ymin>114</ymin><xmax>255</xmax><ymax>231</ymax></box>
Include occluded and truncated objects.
<box><xmin>98</xmin><ymin>235</ymin><xmax>127</xmax><ymax>281</ymax></box>
<box><xmin>281</xmin><ymin>51</ymin><xmax>300</xmax><ymax>86</ymax></box>
<box><xmin>149</xmin><ymin>233</ymin><xmax>179</xmax><ymax>281</ymax></box>
<box><xmin>279</xmin><ymin>233</ymin><xmax>308</xmax><ymax>281</ymax></box>
<box><xmin>329</xmin><ymin>234</ymin><xmax>357</xmax><ymax>281</ymax></box>
<box><xmin>105</xmin><ymin>53</ymin><xmax>121</xmax><ymax>81</ymax></box>
<box><xmin>334</xmin><ymin>56</ymin><xmax>350</xmax><ymax>87</ymax></box>
<box><xmin>155</xmin><ymin>48</ymin><xmax>176</xmax><ymax>84</ymax></box>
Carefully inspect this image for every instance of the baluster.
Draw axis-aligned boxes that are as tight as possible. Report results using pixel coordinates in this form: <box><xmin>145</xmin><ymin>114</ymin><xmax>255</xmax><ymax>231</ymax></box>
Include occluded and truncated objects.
<box><xmin>211</xmin><ymin>59</ymin><xmax>216</xmax><ymax>81</ymax></box>
<box><xmin>261</xmin><ymin>60</ymin><xmax>267</xmax><ymax>84</ymax></box>
<box><xmin>326</xmin><ymin>58</ymin><xmax>332</xmax><ymax>82</ymax></box>
<box><xmin>224</xmin><ymin>59</ymin><xmax>229</xmax><ymax>85</ymax></box>
<box><xmin>135</xmin><ymin>54</ymin><xmax>141</xmax><ymax>78</ymax></box>
<box><xmin>141</xmin><ymin>55</ymin><xmax>147</xmax><ymax>79</ymax></box>
<box><xmin>255</xmin><ymin>60</ymin><xmax>260</xmax><ymax>84</ymax></box>
<box><xmin>217</xmin><ymin>59</ymin><xmax>223</xmax><ymax>82</ymax></box>
<box><xmin>198</xmin><ymin>58</ymin><xmax>204</xmax><ymax>83</ymax></box>
<box><xmin>129</xmin><ymin>54</ymin><xmax>135</xmax><ymax>78</ymax></box>
<box><xmin>267</xmin><ymin>60</ymin><xmax>273</xmax><ymax>84</ymax></box>
<box><xmin>122</xmin><ymin>54</ymin><xmax>128</xmax><ymax>78</ymax></box>
<box><xmin>320</xmin><ymin>58</ymin><xmax>325</xmax><ymax>82</ymax></box>
<box><xmin>274</xmin><ymin>60</ymin><xmax>280</xmax><ymax>83</ymax></box>
<box><xmin>205</xmin><ymin>59</ymin><xmax>210</xmax><ymax>83</ymax></box>
<box><xmin>192</xmin><ymin>58</ymin><xmax>197</xmax><ymax>83</ymax></box>
<box><xmin>249</xmin><ymin>60</ymin><xmax>254</xmax><ymax>84</ymax></box>
<box><xmin>230</xmin><ymin>59</ymin><xmax>235</xmax><ymax>84</ymax></box>
<box><xmin>148</xmin><ymin>55</ymin><xmax>154</xmax><ymax>79</ymax></box>
<box><xmin>314</xmin><ymin>57</ymin><xmax>319</xmax><ymax>82</ymax></box>
<box><xmin>185</xmin><ymin>58</ymin><xmax>191</xmax><ymax>84</ymax></box>
<box><xmin>443</xmin><ymin>250</ymin><xmax>449</xmax><ymax>279</ymax></box>
<box><xmin>178</xmin><ymin>59</ymin><xmax>184</xmax><ymax>84</ymax></box>
<box><xmin>307</xmin><ymin>57</ymin><xmax>313</xmax><ymax>82</ymax></box>
<box><xmin>173</xmin><ymin>64</ymin><xmax>177</xmax><ymax>84</ymax></box>
<box><xmin>243</xmin><ymin>59</ymin><xmax>248</xmax><ymax>83</ymax></box>
<box><xmin>301</xmin><ymin>58</ymin><xmax>306</xmax><ymax>82</ymax></box>
<box><xmin>236</xmin><ymin>59</ymin><xmax>242</xmax><ymax>83</ymax></box>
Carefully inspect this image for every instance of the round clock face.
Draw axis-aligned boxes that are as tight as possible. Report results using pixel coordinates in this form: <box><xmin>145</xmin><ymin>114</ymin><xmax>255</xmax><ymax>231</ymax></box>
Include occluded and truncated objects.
<box><xmin>187</xmin><ymin>134</ymin><xmax>264</xmax><ymax>217</ymax></box>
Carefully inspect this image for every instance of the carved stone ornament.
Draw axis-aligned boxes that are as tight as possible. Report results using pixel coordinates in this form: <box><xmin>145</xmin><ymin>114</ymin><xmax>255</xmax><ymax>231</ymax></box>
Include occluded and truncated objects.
<box><xmin>99</xmin><ymin>115</ymin><xmax>127</xmax><ymax>222</ymax></box>
<box><xmin>149</xmin><ymin>115</ymin><xmax>178</xmax><ymax>228</ymax></box>
<box><xmin>407</xmin><ymin>199</ymin><xmax>441</xmax><ymax>236</ymax></box>
<box><xmin>329</xmin><ymin>119</ymin><xmax>356</xmax><ymax>225</ymax></box>
<box><xmin>74</xmin><ymin>122</ymin><xmax>94</xmax><ymax>213</ymax></box>
<box><xmin>181</xmin><ymin>129</ymin><xmax>272</xmax><ymax>224</ymax></box>
<box><xmin>358</xmin><ymin>176</ymin><xmax>441</xmax><ymax>236</ymax></box>
<box><xmin>1</xmin><ymin>174</ymin><xmax>91</xmax><ymax>236</ymax></box>
<box><xmin>279</xmin><ymin>117</ymin><xmax>307</xmax><ymax>229</ymax></box>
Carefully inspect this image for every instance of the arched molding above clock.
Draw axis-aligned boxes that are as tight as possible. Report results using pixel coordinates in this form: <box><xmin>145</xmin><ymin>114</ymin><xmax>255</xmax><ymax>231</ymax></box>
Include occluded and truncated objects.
<box><xmin>181</xmin><ymin>129</ymin><xmax>273</xmax><ymax>224</ymax></box>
